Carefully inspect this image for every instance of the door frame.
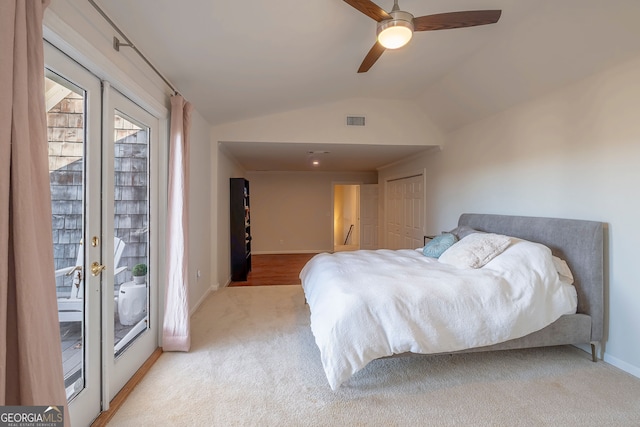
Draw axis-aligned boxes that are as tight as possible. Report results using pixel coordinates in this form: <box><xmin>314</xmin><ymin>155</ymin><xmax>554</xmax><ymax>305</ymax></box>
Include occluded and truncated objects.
<box><xmin>43</xmin><ymin>25</ymin><xmax>170</xmax><ymax>420</ymax></box>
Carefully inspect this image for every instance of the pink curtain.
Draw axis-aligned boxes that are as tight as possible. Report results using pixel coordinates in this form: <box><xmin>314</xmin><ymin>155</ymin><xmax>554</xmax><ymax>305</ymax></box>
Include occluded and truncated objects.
<box><xmin>0</xmin><ymin>0</ymin><xmax>69</xmax><ymax>423</ymax></box>
<box><xmin>162</xmin><ymin>95</ymin><xmax>193</xmax><ymax>351</ymax></box>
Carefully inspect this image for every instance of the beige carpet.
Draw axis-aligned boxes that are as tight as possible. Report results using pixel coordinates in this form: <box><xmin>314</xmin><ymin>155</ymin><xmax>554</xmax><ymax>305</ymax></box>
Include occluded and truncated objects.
<box><xmin>108</xmin><ymin>286</ymin><xmax>640</xmax><ymax>426</ymax></box>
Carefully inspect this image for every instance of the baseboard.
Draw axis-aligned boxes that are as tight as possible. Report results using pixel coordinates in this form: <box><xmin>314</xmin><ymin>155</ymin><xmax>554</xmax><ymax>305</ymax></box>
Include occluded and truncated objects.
<box><xmin>604</xmin><ymin>352</ymin><xmax>640</xmax><ymax>379</ymax></box>
<box><xmin>91</xmin><ymin>348</ymin><xmax>163</xmax><ymax>426</ymax></box>
<box><xmin>253</xmin><ymin>249</ymin><xmax>327</xmax><ymax>255</ymax></box>
<box><xmin>189</xmin><ymin>285</ymin><xmax>216</xmax><ymax>317</ymax></box>
<box><xmin>573</xmin><ymin>343</ymin><xmax>640</xmax><ymax>379</ymax></box>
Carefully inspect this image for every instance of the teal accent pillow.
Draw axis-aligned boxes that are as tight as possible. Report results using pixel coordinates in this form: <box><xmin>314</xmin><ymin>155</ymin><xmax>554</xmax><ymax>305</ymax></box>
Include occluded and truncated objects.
<box><xmin>423</xmin><ymin>233</ymin><xmax>458</xmax><ymax>258</ymax></box>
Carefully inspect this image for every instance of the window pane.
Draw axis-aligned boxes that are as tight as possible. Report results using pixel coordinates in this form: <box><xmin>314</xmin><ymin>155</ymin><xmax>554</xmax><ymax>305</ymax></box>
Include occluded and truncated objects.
<box><xmin>113</xmin><ymin>111</ymin><xmax>150</xmax><ymax>357</ymax></box>
<box><xmin>47</xmin><ymin>72</ymin><xmax>86</xmax><ymax>401</ymax></box>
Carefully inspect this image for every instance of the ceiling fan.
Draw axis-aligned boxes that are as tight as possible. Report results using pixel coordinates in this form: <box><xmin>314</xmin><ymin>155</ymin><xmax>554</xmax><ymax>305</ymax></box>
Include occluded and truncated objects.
<box><xmin>344</xmin><ymin>0</ymin><xmax>502</xmax><ymax>73</ymax></box>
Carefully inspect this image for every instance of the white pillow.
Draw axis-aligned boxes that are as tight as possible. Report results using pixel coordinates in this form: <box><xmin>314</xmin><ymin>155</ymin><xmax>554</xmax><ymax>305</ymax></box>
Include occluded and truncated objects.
<box><xmin>439</xmin><ymin>233</ymin><xmax>512</xmax><ymax>269</ymax></box>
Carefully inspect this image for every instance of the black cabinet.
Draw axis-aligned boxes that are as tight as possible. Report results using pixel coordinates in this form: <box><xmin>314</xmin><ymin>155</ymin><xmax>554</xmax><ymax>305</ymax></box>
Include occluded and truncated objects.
<box><xmin>230</xmin><ymin>178</ymin><xmax>251</xmax><ymax>281</ymax></box>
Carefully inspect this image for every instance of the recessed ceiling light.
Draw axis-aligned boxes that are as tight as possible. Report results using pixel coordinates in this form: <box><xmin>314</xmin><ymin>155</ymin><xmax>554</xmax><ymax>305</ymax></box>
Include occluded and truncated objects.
<box><xmin>308</xmin><ymin>150</ymin><xmax>328</xmax><ymax>167</ymax></box>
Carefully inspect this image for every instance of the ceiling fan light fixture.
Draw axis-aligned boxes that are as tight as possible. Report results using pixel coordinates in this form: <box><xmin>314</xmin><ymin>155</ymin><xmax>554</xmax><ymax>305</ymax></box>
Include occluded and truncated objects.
<box><xmin>377</xmin><ymin>11</ymin><xmax>414</xmax><ymax>49</ymax></box>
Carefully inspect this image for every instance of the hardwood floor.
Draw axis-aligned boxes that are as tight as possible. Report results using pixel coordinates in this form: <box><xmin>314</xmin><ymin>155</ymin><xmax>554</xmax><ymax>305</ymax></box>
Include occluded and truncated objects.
<box><xmin>229</xmin><ymin>253</ymin><xmax>317</xmax><ymax>286</ymax></box>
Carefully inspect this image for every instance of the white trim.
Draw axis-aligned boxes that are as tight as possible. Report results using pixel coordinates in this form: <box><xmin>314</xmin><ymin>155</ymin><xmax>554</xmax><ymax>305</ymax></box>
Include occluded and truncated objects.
<box><xmin>574</xmin><ymin>343</ymin><xmax>640</xmax><ymax>379</ymax></box>
<box><xmin>99</xmin><ymin>80</ymin><xmax>112</xmax><ymax>411</ymax></box>
<box><xmin>604</xmin><ymin>352</ymin><xmax>640</xmax><ymax>379</ymax></box>
<box><xmin>189</xmin><ymin>285</ymin><xmax>215</xmax><ymax>317</ymax></box>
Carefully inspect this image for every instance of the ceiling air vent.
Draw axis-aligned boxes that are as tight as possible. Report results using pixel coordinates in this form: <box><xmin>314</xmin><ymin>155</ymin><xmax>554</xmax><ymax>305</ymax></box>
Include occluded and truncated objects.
<box><xmin>346</xmin><ymin>116</ymin><xmax>366</xmax><ymax>126</ymax></box>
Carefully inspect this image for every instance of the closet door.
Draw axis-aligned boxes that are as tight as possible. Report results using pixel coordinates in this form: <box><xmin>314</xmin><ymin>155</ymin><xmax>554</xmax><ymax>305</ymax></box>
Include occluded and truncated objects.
<box><xmin>402</xmin><ymin>175</ymin><xmax>425</xmax><ymax>249</ymax></box>
<box><xmin>385</xmin><ymin>174</ymin><xmax>425</xmax><ymax>249</ymax></box>
<box><xmin>360</xmin><ymin>184</ymin><xmax>379</xmax><ymax>250</ymax></box>
<box><xmin>386</xmin><ymin>180</ymin><xmax>403</xmax><ymax>249</ymax></box>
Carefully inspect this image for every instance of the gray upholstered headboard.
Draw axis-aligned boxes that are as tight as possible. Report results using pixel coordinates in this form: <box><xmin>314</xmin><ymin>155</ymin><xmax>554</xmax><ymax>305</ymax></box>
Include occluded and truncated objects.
<box><xmin>458</xmin><ymin>213</ymin><xmax>604</xmax><ymax>342</ymax></box>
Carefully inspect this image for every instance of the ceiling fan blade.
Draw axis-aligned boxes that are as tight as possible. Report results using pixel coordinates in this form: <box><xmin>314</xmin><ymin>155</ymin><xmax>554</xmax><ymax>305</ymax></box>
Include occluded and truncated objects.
<box><xmin>344</xmin><ymin>0</ymin><xmax>392</xmax><ymax>22</ymax></box>
<box><xmin>413</xmin><ymin>10</ymin><xmax>501</xmax><ymax>32</ymax></box>
<box><xmin>358</xmin><ymin>41</ymin><xmax>386</xmax><ymax>73</ymax></box>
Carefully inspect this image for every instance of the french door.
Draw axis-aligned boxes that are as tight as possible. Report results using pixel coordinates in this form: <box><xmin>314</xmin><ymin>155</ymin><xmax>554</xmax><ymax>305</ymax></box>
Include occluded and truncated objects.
<box><xmin>45</xmin><ymin>42</ymin><xmax>159</xmax><ymax>426</ymax></box>
<box><xmin>103</xmin><ymin>85</ymin><xmax>158</xmax><ymax>403</ymax></box>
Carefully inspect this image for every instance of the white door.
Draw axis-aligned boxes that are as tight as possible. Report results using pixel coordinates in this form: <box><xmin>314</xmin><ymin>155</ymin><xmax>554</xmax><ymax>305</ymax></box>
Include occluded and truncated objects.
<box><xmin>103</xmin><ymin>86</ymin><xmax>159</xmax><ymax>403</ymax></box>
<box><xmin>360</xmin><ymin>184</ymin><xmax>379</xmax><ymax>250</ymax></box>
<box><xmin>402</xmin><ymin>175</ymin><xmax>425</xmax><ymax>248</ymax></box>
<box><xmin>45</xmin><ymin>42</ymin><xmax>101</xmax><ymax>427</ymax></box>
<box><xmin>385</xmin><ymin>174</ymin><xmax>425</xmax><ymax>249</ymax></box>
<box><xmin>386</xmin><ymin>179</ymin><xmax>403</xmax><ymax>249</ymax></box>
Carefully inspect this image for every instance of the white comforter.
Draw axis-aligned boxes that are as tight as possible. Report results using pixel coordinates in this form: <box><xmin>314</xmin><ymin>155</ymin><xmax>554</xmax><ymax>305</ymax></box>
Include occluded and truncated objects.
<box><xmin>300</xmin><ymin>239</ymin><xmax>577</xmax><ymax>390</ymax></box>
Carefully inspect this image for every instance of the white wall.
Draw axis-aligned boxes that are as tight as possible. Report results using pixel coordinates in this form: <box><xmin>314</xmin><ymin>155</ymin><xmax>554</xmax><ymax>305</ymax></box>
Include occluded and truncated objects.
<box><xmin>380</xmin><ymin>54</ymin><xmax>640</xmax><ymax>378</ymax></box>
<box><xmin>212</xmin><ymin>98</ymin><xmax>443</xmax><ymax>146</ymax></box>
<box><xmin>188</xmin><ymin>111</ymin><xmax>212</xmax><ymax>309</ymax></box>
<box><xmin>246</xmin><ymin>172</ymin><xmax>376</xmax><ymax>254</ymax></box>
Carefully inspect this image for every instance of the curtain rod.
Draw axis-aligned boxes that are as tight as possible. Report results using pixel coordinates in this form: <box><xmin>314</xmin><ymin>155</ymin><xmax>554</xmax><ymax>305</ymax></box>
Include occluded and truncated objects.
<box><xmin>88</xmin><ymin>0</ymin><xmax>179</xmax><ymax>96</ymax></box>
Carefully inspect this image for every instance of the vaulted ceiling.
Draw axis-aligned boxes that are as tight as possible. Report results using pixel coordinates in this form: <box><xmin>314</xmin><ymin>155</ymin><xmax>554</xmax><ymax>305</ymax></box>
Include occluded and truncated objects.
<box><xmin>95</xmin><ymin>0</ymin><xmax>640</xmax><ymax>170</ymax></box>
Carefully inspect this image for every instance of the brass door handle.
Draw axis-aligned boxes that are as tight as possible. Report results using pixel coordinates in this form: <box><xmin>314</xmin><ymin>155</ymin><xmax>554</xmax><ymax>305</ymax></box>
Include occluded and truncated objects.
<box><xmin>90</xmin><ymin>262</ymin><xmax>106</xmax><ymax>276</ymax></box>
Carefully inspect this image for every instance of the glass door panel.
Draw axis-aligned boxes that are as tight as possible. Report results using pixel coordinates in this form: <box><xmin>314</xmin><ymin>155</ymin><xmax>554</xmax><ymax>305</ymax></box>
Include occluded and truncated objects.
<box><xmin>47</xmin><ymin>72</ymin><xmax>85</xmax><ymax>398</ymax></box>
<box><xmin>113</xmin><ymin>111</ymin><xmax>150</xmax><ymax>356</ymax></box>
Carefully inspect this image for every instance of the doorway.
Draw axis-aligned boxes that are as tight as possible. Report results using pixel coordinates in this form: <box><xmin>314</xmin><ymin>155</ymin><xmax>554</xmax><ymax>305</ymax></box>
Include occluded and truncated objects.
<box><xmin>333</xmin><ymin>184</ymin><xmax>360</xmax><ymax>252</ymax></box>
<box><xmin>333</xmin><ymin>183</ymin><xmax>379</xmax><ymax>252</ymax></box>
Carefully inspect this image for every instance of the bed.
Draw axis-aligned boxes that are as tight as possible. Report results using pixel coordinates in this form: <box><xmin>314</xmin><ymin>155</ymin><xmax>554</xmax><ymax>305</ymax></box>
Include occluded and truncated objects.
<box><xmin>300</xmin><ymin>213</ymin><xmax>604</xmax><ymax>390</ymax></box>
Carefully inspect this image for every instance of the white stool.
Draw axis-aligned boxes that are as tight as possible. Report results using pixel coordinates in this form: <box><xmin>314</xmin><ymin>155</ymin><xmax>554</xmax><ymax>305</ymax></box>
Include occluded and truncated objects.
<box><xmin>117</xmin><ymin>281</ymin><xmax>147</xmax><ymax>325</ymax></box>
